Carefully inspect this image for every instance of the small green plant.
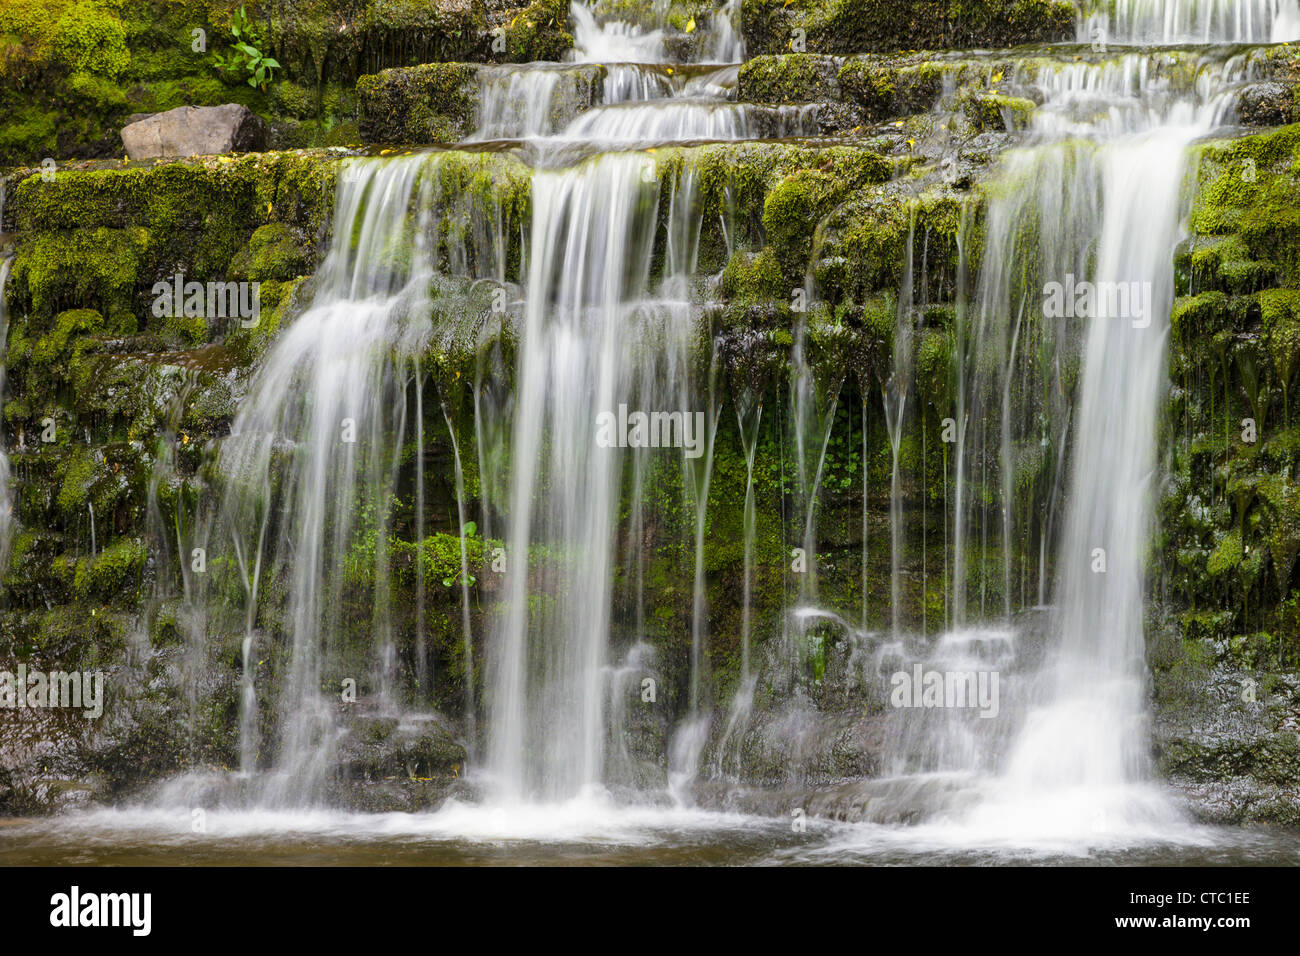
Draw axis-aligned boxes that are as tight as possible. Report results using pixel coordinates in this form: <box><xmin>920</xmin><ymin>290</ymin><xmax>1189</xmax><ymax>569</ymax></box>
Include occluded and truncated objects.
<box><xmin>442</xmin><ymin>522</ymin><xmax>478</xmax><ymax>588</ymax></box>
<box><xmin>211</xmin><ymin>6</ymin><xmax>280</xmax><ymax>89</ymax></box>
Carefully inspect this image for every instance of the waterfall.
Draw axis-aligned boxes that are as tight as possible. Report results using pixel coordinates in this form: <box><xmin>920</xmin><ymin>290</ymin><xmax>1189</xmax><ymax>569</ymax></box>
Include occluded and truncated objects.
<box><xmin>712</xmin><ymin>0</ymin><xmax>747</xmax><ymax>63</ymax></box>
<box><xmin>207</xmin><ymin>154</ymin><xmax>518</xmax><ymax>804</ymax></box>
<box><xmin>110</xmin><ymin>0</ymin><xmax>1290</xmax><ymax>849</ymax></box>
<box><xmin>570</xmin><ymin>2</ymin><xmax>666</xmax><ymax>63</ymax></box>
<box><xmin>486</xmin><ymin>151</ymin><xmax>708</xmax><ymax>802</ymax></box>
<box><xmin>870</xmin><ymin>13</ymin><xmax>1294</xmax><ymax>838</ymax></box>
<box><xmin>1087</xmin><ymin>0</ymin><xmax>1300</xmax><ymax>43</ymax></box>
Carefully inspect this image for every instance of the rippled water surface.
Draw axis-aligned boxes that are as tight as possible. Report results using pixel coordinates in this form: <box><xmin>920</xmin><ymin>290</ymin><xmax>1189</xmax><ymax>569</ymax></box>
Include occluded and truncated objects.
<box><xmin>3</xmin><ymin>804</ymin><xmax>1298</xmax><ymax>866</ymax></box>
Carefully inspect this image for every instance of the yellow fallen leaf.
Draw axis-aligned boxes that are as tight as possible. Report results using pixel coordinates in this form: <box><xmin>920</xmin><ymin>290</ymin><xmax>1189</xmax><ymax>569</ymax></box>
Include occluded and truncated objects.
<box><xmin>685</xmin><ymin>16</ymin><xmax>695</xmax><ymax>32</ymax></box>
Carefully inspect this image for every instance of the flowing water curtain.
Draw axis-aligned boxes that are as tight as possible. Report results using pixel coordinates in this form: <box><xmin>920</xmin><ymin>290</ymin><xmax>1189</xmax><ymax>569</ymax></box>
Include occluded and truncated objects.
<box><xmin>489</xmin><ymin>152</ymin><xmax>664</xmax><ymax>803</ymax></box>
<box><xmin>193</xmin><ymin>154</ymin><xmax>521</xmax><ymax>802</ymax></box>
<box><xmin>1088</xmin><ymin>0</ymin><xmax>1300</xmax><ymax>43</ymax></box>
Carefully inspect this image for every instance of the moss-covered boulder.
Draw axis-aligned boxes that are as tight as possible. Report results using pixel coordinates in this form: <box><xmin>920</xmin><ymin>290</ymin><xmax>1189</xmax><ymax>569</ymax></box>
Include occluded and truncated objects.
<box><xmin>742</xmin><ymin>0</ymin><xmax>1076</xmax><ymax>56</ymax></box>
<box><xmin>357</xmin><ymin>62</ymin><xmax>479</xmax><ymax>143</ymax></box>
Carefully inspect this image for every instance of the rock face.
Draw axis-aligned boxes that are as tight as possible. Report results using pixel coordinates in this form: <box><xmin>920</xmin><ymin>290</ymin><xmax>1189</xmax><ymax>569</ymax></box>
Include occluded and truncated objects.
<box><xmin>120</xmin><ymin>105</ymin><xmax>270</xmax><ymax>160</ymax></box>
<box><xmin>1234</xmin><ymin>82</ymin><xmax>1296</xmax><ymax>127</ymax></box>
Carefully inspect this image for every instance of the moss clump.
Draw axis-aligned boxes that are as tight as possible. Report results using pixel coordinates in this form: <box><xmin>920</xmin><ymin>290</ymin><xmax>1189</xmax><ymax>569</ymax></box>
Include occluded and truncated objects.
<box><xmin>814</xmin><ymin>183</ymin><xmax>965</xmax><ymax>306</ymax></box>
<box><xmin>1190</xmin><ymin>124</ymin><xmax>1300</xmax><ymax>287</ymax></box>
<box><xmin>960</xmin><ymin>91</ymin><xmax>1035</xmax><ymax>132</ymax></box>
<box><xmin>357</xmin><ymin>62</ymin><xmax>478</xmax><ymax>144</ymax></box>
<box><xmin>761</xmin><ymin>151</ymin><xmax>894</xmax><ymax>280</ymax></box>
<box><xmin>503</xmin><ymin>0</ymin><xmax>574</xmax><ymax>62</ymax></box>
<box><xmin>719</xmin><ymin>248</ymin><xmax>787</xmax><ymax>303</ymax></box>
<box><xmin>231</xmin><ymin>222</ymin><xmax>310</xmax><ymax>281</ymax></box>
<box><xmin>11</xmin><ymin>231</ymin><xmax>143</xmax><ymax>327</ymax></box>
<box><xmin>737</xmin><ymin>54</ymin><xmax>840</xmax><ymax>104</ymax></box>
<box><xmin>741</xmin><ymin>0</ymin><xmax>1075</xmax><ymax>56</ymax></box>
<box><xmin>72</xmin><ymin>537</ymin><xmax>147</xmax><ymax>602</ymax></box>
<box><xmin>1171</xmin><ymin>290</ymin><xmax>1231</xmax><ymax>339</ymax></box>
<box><xmin>7</xmin><ymin>152</ymin><xmax>337</xmax><ymax>305</ymax></box>
<box><xmin>1260</xmin><ymin>289</ymin><xmax>1300</xmax><ymax>419</ymax></box>
<box><xmin>1207</xmin><ymin>527</ymin><xmax>1243</xmax><ymax>578</ymax></box>
<box><xmin>837</xmin><ymin>56</ymin><xmax>967</xmax><ymax>120</ymax></box>
<box><xmin>273</xmin><ymin>79</ymin><xmax>315</xmax><ymax>118</ymax></box>
<box><xmin>52</xmin><ymin>1</ymin><xmax>130</xmax><ymax>78</ymax></box>
<box><xmin>56</xmin><ymin>443</ymin><xmax>97</xmax><ymax>516</ymax></box>
<box><xmin>269</xmin><ymin>0</ymin><xmax>489</xmax><ymax>83</ymax></box>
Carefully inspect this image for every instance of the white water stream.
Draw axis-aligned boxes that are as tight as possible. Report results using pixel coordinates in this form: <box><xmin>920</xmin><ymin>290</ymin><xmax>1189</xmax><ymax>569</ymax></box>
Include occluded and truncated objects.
<box><xmin>75</xmin><ymin>0</ymin><xmax>1294</xmax><ymax>852</ymax></box>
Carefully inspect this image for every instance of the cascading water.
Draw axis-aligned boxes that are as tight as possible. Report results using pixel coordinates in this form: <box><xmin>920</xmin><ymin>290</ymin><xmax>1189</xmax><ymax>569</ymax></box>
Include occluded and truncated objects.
<box><xmin>1086</xmin><ymin>0</ymin><xmax>1300</xmax><ymax>43</ymax></box>
<box><xmin>86</xmin><ymin>0</ymin><xmax>1292</xmax><ymax>856</ymax></box>
<box><xmin>185</xmin><ymin>153</ymin><xmax>522</xmax><ymax>806</ymax></box>
<box><xmin>845</xmin><ymin>7</ymin><xmax>1296</xmax><ymax>841</ymax></box>
<box><xmin>488</xmin><ymin>151</ymin><xmax>683</xmax><ymax>802</ymax></box>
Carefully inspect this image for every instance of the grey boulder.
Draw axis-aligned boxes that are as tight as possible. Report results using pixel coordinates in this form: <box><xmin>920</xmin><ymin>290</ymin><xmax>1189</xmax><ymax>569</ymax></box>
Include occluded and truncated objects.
<box><xmin>120</xmin><ymin>104</ymin><xmax>269</xmax><ymax>159</ymax></box>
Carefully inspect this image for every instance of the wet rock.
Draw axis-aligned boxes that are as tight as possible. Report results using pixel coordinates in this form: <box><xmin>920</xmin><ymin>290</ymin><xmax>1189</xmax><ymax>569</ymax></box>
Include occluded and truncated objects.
<box><xmin>1152</xmin><ymin>625</ymin><xmax>1300</xmax><ymax>825</ymax></box>
<box><xmin>739</xmin><ymin>55</ymin><xmax>845</xmax><ymax>104</ymax></box>
<box><xmin>741</xmin><ymin>0</ymin><xmax>1076</xmax><ymax>56</ymax></box>
<box><xmin>326</xmin><ymin>710</ymin><xmax>468</xmax><ymax>811</ymax></box>
<box><xmin>336</xmin><ymin>711</ymin><xmax>466</xmax><ymax>782</ymax></box>
<box><xmin>1233</xmin><ymin>82</ymin><xmax>1295</xmax><ymax>127</ymax></box>
<box><xmin>120</xmin><ymin>105</ymin><xmax>270</xmax><ymax>160</ymax></box>
<box><xmin>803</xmin><ymin>773</ymin><xmax>982</xmax><ymax>823</ymax></box>
<box><xmin>358</xmin><ymin>63</ymin><xmax>483</xmax><ymax>144</ymax></box>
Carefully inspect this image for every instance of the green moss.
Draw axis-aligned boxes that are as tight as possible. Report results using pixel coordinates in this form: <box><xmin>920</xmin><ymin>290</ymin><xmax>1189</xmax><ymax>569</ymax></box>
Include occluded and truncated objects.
<box><xmin>231</xmin><ymin>222</ymin><xmax>310</xmax><ymax>281</ymax></box>
<box><xmin>0</xmin><ymin>107</ymin><xmax>58</xmax><ymax>159</ymax></box>
<box><xmin>961</xmin><ymin>91</ymin><xmax>1036</xmax><ymax>132</ymax></box>
<box><xmin>272</xmin><ymin>79</ymin><xmax>315</xmax><ymax>118</ymax></box>
<box><xmin>1260</xmin><ymin>289</ymin><xmax>1300</xmax><ymax>418</ymax></box>
<box><xmin>1207</xmin><ymin>527</ymin><xmax>1243</xmax><ymax>578</ymax></box>
<box><xmin>1191</xmin><ymin>125</ymin><xmax>1300</xmax><ymax>286</ymax></box>
<box><xmin>30</xmin><ymin>308</ymin><xmax>116</xmax><ymax>377</ymax></box>
<box><xmin>9</xmin><ymin>151</ymin><xmax>338</xmax><ymax>292</ymax></box>
<box><xmin>760</xmin><ymin>151</ymin><xmax>894</xmax><ymax>280</ymax></box>
<box><xmin>742</xmin><ymin>0</ymin><xmax>1075</xmax><ymax>56</ymax></box>
<box><xmin>720</xmin><ymin>248</ymin><xmax>787</xmax><ymax>303</ymax></box>
<box><xmin>227</xmin><ymin>274</ymin><xmax>306</xmax><ymax>364</ymax></box>
<box><xmin>916</xmin><ymin>326</ymin><xmax>953</xmax><ymax>415</ymax></box>
<box><xmin>72</xmin><ymin>537</ymin><xmax>147</xmax><ymax>602</ymax></box>
<box><xmin>504</xmin><ymin>0</ymin><xmax>574</xmax><ymax>62</ymax></box>
<box><xmin>56</xmin><ymin>443</ymin><xmax>97</xmax><ymax>516</ymax></box>
<box><xmin>53</xmin><ymin>2</ymin><xmax>130</xmax><ymax>78</ymax></box>
<box><xmin>357</xmin><ymin>62</ymin><xmax>478</xmax><ymax>144</ymax></box>
<box><xmin>1171</xmin><ymin>290</ymin><xmax>1230</xmax><ymax>339</ymax></box>
<box><xmin>815</xmin><ymin>184</ymin><xmax>964</xmax><ymax>305</ymax></box>
<box><xmin>737</xmin><ymin>54</ymin><xmax>839</xmax><ymax>104</ymax></box>
<box><xmin>10</xmin><ymin>228</ymin><xmax>144</xmax><ymax>326</ymax></box>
